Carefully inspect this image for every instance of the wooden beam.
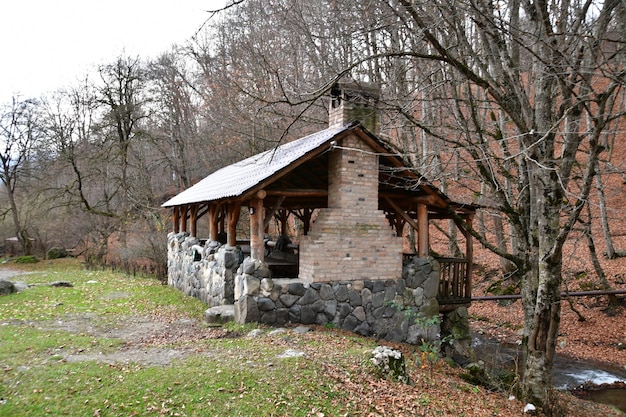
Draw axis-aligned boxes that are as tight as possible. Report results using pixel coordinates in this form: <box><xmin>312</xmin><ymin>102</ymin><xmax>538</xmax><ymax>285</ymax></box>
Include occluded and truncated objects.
<box><xmin>219</xmin><ymin>205</ymin><xmax>226</xmax><ymax>235</ymax></box>
<box><xmin>275</xmin><ymin>209</ymin><xmax>290</xmax><ymax>236</ymax></box>
<box><xmin>264</xmin><ymin>195</ymin><xmax>285</xmax><ymax>229</ymax></box>
<box><xmin>265</xmin><ymin>189</ymin><xmax>328</xmax><ymax>198</ymax></box>
<box><xmin>208</xmin><ymin>204</ymin><xmax>218</xmax><ymax>241</ymax></box>
<box><xmin>417</xmin><ymin>204</ymin><xmax>429</xmax><ymax>258</ymax></box>
<box><xmin>383</xmin><ymin>196</ymin><xmax>420</xmax><ymax>233</ymax></box>
<box><xmin>180</xmin><ymin>205</ymin><xmax>188</xmax><ymax>233</ymax></box>
<box><xmin>380</xmin><ymin>192</ymin><xmax>441</xmax><ymax>207</ymax></box>
<box><xmin>292</xmin><ymin>208</ymin><xmax>314</xmax><ymax>235</ymax></box>
<box><xmin>196</xmin><ymin>204</ymin><xmax>210</xmax><ymax>222</ymax></box>
<box><xmin>189</xmin><ymin>204</ymin><xmax>199</xmax><ymax>238</ymax></box>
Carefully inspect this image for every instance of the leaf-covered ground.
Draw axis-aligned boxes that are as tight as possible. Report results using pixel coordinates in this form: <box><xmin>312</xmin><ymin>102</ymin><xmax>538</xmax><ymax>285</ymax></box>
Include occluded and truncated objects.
<box><xmin>1</xmin><ymin>260</ymin><xmax>622</xmax><ymax>416</ymax></box>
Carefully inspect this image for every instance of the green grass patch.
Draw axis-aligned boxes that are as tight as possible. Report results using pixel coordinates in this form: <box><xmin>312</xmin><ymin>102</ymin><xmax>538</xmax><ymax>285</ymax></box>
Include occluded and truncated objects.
<box><xmin>0</xmin><ymin>260</ymin><xmax>353</xmax><ymax>416</ymax></box>
<box><xmin>0</xmin><ymin>326</ymin><xmax>122</xmax><ymax>368</ymax></box>
<box><xmin>1</xmin><ymin>353</ymin><xmax>345</xmax><ymax>416</ymax></box>
<box><xmin>1</xmin><ymin>259</ymin><xmax>595</xmax><ymax>417</ymax></box>
<box><xmin>0</xmin><ymin>261</ymin><xmax>207</xmax><ymax>321</ymax></box>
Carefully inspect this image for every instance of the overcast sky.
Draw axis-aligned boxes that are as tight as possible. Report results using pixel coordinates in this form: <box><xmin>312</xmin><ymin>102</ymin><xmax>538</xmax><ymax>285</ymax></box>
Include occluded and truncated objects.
<box><xmin>0</xmin><ymin>1</ymin><xmax>225</xmax><ymax>104</ymax></box>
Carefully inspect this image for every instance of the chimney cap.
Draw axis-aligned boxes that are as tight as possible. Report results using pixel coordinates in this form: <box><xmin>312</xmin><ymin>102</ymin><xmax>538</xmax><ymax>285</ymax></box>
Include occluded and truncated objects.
<box><xmin>330</xmin><ymin>81</ymin><xmax>380</xmax><ymax>103</ymax></box>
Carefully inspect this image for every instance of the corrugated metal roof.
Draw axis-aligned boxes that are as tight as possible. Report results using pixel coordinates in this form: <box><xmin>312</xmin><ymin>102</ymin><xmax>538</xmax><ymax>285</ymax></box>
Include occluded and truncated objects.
<box><xmin>162</xmin><ymin>125</ymin><xmax>349</xmax><ymax>207</ymax></box>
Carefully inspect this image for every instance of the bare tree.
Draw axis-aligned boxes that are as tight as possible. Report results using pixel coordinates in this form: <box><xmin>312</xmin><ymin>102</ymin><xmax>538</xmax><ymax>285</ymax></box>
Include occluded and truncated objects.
<box><xmin>204</xmin><ymin>0</ymin><xmax>624</xmax><ymax>408</ymax></box>
<box><xmin>0</xmin><ymin>97</ymin><xmax>41</xmax><ymax>255</ymax></box>
<box><xmin>97</xmin><ymin>55</ymin><xmax>148</xmax><ymax>251</ymax></box>
<box><xmin>146</xmin><ymin>51</ymin><xmax>204</xmax><ymax>190</ymax></box>
<box><xmin>382</xmin><ymin>0</ymin><xmax>625</xmax><ymax>407</ymax></box>
<box><xmin>41</xmin><ymin>82</ymin><xmax>122</xmax><ymax>263</ymax></box>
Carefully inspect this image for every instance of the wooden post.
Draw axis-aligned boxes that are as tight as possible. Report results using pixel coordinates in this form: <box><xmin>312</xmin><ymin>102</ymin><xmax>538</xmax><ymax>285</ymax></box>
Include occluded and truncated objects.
<box><xmin>227</xmin><ymin>202</ymin><xmax>241</xmax><ymax>247</ymax></box>
<box><xmin>180</xmin><ymin>205</ymin><xmax>188</xmax><ymax>233</ymax></box>
<box><xmin>209</xmin><ymin>204</ymin><xmax>218</xmax><ymax>241</ymax></box>
<box><xmin>219</xmin><ymin>206</ymin><xmax>226</xmax><ymax>236</ymax></box>
<box><xmin>302</xmin><ymin>209</ymin><xmax>311</xmax><ymax>235</ymax></box>
<box><xmin>189</xmin><ymin>204</ymin><xmax>199</xmax><ymax>238</ymax></box>
<box><xmin>173</xmin><ymin>207</ymin><xmax>180</xmax><ymax>233</ymax></box>
<box><xmin>465</xmin><ymin>214</ymin><xmax>474</xmax><ymax>300</ymax></box>
<box><xmin>417</xmin><ymin>203</ymin><xmax>429</xmax><ymax>258</ymax></box>
<box><xmin>250</xmin><ymin>191</ymin><xmax>266</xmax><ymax>260</ymax></box>
<box><xmin>293</xmin><ymin>208</ymin><xmax>314</xmax><ymax>235</ymax></box>
<box><xmin>277</xmin><ymin>209</ymin><xmax>289</xmax><ymax>236</ymax></box>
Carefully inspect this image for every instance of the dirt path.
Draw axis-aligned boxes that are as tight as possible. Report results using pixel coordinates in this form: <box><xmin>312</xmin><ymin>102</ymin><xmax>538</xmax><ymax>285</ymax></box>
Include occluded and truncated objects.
<box><xmin>1</xmin><ymin>268</ymin><xmax>239</xmax><ymax>366</ymax></box>
<box><xmin>0</xmin><ymin>269</ymin><xmax>30</xmax><ymax>280</ymax></box>
<box><xmin>40</xmin><ymin>312</ymin><xmax>236</xmax><ymax>366</ymax></box>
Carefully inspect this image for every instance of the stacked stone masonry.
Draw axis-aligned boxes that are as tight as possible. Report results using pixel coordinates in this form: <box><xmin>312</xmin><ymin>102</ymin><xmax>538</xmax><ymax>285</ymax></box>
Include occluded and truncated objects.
<box><xmin>167</xmin><ymin>232</ymin><xmax>242</xmax><ymax>307</ymax></box>
<box><xmin>235</xmin><ymin>254</ymin><xmax>440</xmax><ymax>343</ymax></box>
<box><xmin>167</xmin><ymin>232</ymin><xmax>441</xmax><ymax>344</ymax></box>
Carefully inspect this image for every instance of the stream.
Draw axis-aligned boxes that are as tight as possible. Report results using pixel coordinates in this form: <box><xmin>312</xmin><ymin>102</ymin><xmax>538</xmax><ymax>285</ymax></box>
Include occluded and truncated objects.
<box><xmin>471</xmin><ymin>334</ymin><xmax>626</xmax><ymax>412</ymax></box>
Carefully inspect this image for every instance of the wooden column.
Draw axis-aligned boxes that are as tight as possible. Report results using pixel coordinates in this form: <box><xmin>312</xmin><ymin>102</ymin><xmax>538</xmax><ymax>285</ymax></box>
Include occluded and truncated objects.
<box><xmin>189</xmin><ymin>204</ymin><xmax>199</xmax><ymax>238</ymax></box>
<box><xmin>276</xmin><ymin>209</ymin><xmax>289</xmax><ymax>236</ymax></box>
<box><xmin>227</xmin><ymin>202</ymin><xmax>241</xmax><ymax>247</ymax></box>
<box><xmin>173</xmin><ymin>207</ymin><xmax>180</xmax><ymax>233</ymax></box>
<box><xmin>465</xmin><ymin>214</ymin><xmax>474</xmax><ymax>299</ymax></box>
<box><xmin>219</xmin><ymin>206</ymin><xmax>226</xmax><ymax>236</ymax></box>
<box><xmin>302</xmin><ymin>209</ymin><xmax>311</xmax><ymax>235</ymax></box>
<box><xmin>208</xmin><ymin>204</ymin><xmax>218</xmax><ymax>241</ymax></box>
<box><xmin>250</xmin><ymin>191</ymin><xmax>266</xmax><ymax>261</ymax></box>
<box><xmin>180</xmin><ymin>205</ymin><xmax>188</xmax><ymax>233</ymax></box>
<box><xmin>417</xmin><ymin>203</ymin><xmax>429</xmax><ymax>258</ymax></box>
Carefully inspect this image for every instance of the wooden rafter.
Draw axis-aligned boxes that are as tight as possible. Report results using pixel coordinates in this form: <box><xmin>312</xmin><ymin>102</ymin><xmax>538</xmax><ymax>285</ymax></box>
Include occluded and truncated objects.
<box><xmin>383</xmin><ymin>196</ymin><xmax>420</xmax><ymax>232</ymax></box>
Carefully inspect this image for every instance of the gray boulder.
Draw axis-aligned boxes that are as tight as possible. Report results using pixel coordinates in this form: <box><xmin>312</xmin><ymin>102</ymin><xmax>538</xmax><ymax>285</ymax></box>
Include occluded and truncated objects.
<box><xmin>0</xmin><ymin>280</ymin><xmax>16</xmax><ymax>296</ymax></box>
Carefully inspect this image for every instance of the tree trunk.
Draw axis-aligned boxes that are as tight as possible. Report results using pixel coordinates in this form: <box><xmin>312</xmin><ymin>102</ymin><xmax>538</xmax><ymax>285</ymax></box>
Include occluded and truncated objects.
<box><xmin>522</xmin><ymin>259</ymin><xmax>561</xmax><ymax>404</ymax></box>
<box><xmin>493</xmin><ymin>214</ymin><xmax>514</xmax><ymax>275</ymax></box>
<box><xmin>521</xmin><ymin>158</ymin><xmax>563</xmax><ymax>405</ymax></box>
<box><xmin>595</xmin><ymin>168</ymin><xmax>615</xmax><ymax>259</ymax></box>
<box><xmin>7</xmin><ymin>188</ymin><xmax>30</xmax><ymax>256</ymax></box>
<box><xmin>585</xmin><ymin>204</ymin><xmax>620</xmax><ymax>307</ymax></box>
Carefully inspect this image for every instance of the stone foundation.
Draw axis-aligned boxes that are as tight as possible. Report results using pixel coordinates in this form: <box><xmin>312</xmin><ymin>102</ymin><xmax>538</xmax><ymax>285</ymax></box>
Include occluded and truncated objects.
<box><xmin>234</xmin><ymin>254</ymin><xmax>441</xmax><ymax>343</ymax></box>
<box><xmin>168</xmin><ymin>232</ymin><xmax>441</xmax><ymax>344</ymax></box>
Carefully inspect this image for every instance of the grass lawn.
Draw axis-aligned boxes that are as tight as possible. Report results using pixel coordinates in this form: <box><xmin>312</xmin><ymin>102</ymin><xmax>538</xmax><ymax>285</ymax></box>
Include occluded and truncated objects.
<box><xmin>0</xmin><ymin>259</ymin><xmax>620</xmax><ymax>417</ymax></box>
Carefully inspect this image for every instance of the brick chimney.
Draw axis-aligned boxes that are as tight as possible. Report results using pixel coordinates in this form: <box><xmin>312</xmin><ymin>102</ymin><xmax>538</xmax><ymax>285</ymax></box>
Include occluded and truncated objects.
<box><xmin>298</xmin><ymin>82</ymin><xmax>402</xmax><ymax>283</ymax></box>
<box><xmin>329</xmin><ymin>81</ymin><xmax>380</xmax><ymax>135</ymax></box>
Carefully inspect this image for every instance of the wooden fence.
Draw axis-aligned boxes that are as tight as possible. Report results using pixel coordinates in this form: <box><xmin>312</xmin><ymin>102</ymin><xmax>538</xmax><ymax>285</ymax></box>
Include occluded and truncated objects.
<box><xmin>436</xmin><ymin>257</ymin><xmax>471</xmax><ymax>309</ymax></box>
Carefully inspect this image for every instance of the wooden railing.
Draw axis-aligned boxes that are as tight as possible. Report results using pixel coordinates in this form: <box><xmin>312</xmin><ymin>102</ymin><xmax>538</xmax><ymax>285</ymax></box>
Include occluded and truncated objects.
<box><xmin>436</xmin><ymin>257</ymin><xmax>471</xmax><ymax>307</ymax></box>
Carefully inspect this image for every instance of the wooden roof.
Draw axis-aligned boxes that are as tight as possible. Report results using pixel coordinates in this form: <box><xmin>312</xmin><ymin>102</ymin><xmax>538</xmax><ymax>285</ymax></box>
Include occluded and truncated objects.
<box><xmin>162</xmin><ymin>121</ymin><xmax>475</xmax><ymax>218</ymax></box>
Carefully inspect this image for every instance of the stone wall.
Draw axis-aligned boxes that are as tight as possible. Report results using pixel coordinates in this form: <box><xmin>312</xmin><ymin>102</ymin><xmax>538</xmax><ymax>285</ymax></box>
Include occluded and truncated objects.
<box><xmin>234</xmin><ymin>255</ymin><xmax>441</xmax><ymax>343</ymax></box>
<box><xmin>168</xmin><ymin>232</ymin><xmax>441</xmax><ymax>344</ymax></box>
<box><xmin>167</xmin><ymin>232</ymin><xmax>242</xmax><ymax>307</ymax></box>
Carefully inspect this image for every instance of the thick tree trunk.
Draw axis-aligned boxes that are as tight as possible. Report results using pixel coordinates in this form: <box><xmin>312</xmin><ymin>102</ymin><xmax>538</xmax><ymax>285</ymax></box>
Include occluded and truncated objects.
<box><xmin>522</xmin><ymin>260</ymin><xmax>561</xmax><ymax>404</ymax></box>
<box><xmin>521</xmin><ymin>165</ymin><xmax>563</xmax><ymax>405</ymax></box>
